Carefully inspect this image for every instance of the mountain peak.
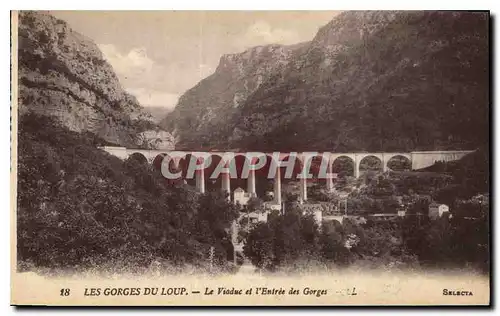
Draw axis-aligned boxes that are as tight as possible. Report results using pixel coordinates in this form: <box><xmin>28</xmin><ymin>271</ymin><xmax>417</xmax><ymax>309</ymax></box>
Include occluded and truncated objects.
<box><xmin>162</xmin><ymin>11</ymin><xmax>488</xmax><ymax>152</ymax></box>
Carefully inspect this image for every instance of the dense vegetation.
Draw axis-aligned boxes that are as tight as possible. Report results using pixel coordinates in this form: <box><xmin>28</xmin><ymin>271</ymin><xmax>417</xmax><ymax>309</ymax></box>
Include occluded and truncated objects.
<box><xmin>243</xmin><ymin>148</ymin><xmax>489</xmax><ymax>273</ymax></box>
<box><xmin>243</xmin><ymin>203</ymin><xmax>417</xmax><ymax>272</ymax></box>
<box><xmin>17</xmin><ymin>113</ymin><xmax>239</xmax><ymax>275</ymax></box>
<box><xmin>16</xmin><ymin>113</ymin><xmax>489</xmax><ymax>275</ymax></box>
<box><xmin>244</xmin><ymin>195</ymin><xmax>489</xmax><ymax>273</ymax></box>
<box><xmin>16</xmin><ymin>11</ymin><xmax>489</xmax><ymax>277</ymax></box>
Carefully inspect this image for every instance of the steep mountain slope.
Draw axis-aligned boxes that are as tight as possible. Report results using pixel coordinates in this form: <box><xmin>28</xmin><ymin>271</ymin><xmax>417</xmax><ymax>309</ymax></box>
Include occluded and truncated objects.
<box><xmin>162</xmin><ymin>11</ymin><xmax>489</xmax><ymax>152</ymax></box>
<box><xmin>17</xmin><ymin>11</ymin><xmax>174</xmax><ymax>149</ymax></box>
<box><xmin>143</xmin><ymin>106</ymin><xmax>172</xmax><ymax>124</ymax></box>
<box><xmin>160</xmin><ymin>42</ymin><xmax>308</xmax><ymax>149</ymax></box>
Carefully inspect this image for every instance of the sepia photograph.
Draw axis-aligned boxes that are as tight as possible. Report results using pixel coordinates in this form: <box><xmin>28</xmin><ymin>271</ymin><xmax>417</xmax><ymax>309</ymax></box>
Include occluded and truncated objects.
<box><xmin>10</xmin><ymin>9</ymin><xmax>490</xmax><ymax>306</ymax></box>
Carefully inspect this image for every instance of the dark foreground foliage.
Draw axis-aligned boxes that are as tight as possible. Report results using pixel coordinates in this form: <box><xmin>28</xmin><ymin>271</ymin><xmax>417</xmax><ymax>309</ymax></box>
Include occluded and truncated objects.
<box><xmin>243</xmin><ymin>149</ymin><xmax>490</xmax><ymax>274</ymax></box>
<box><xmin>244</xmin><ymin>204</ymin><xmax>489</xmax><ymax>274</ymax></box>
<box><xmin>243</xmin><ymin>207</ymin><xmax>418</xmax><ymax>272</ymax></box>
<box><xmin>17</xmin><ymin>113</ymin><xmax>239</xmax><ymax>274</ymax></box>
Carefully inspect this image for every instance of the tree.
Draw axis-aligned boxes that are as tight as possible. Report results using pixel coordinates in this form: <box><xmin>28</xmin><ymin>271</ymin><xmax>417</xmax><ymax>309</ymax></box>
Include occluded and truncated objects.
<box><xmin>244</xmin><ymin>223</ymin><xmax>275</xmax><ymax>270</ymax></box>
<box><xmin>17</xmin><ymin>113</ymin><xmax>241</xmax><ymax>274</ymax></box>
<box><xmin>243</xmin><ymin>206</ymin><xmax>322</xmax><ymax>271</ymax></box>
<box><xmin>319</xmin><ymin>220</ymin><xmax>348</xmax><ymax>264</ymax></box>
<box><xmin>246</xmin><ymin>197</ymin><xmax>264</xmax><ymax>213</ymax></box>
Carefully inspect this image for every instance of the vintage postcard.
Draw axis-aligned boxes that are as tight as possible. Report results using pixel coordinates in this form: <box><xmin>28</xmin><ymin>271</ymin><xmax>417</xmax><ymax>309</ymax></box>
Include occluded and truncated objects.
<box><xmin>10</xmin><ymin>10</ymin><xmax>490</xmax><ymax>306</ymax></box>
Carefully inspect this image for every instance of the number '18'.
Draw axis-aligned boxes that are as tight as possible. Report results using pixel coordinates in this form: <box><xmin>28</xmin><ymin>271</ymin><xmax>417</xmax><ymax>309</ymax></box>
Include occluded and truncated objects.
<box><xmin>60</xmin><ymin>288</ymin><xmax>70</xmax><ymax>296</ymax></box>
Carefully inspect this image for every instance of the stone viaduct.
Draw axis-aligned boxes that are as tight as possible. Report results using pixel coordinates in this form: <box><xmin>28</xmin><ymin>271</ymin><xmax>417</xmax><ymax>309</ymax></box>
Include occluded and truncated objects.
<box><xmin>99</xmin><ymin>146</ymin><xmax>474</xmax><ymax>207</ymax></box>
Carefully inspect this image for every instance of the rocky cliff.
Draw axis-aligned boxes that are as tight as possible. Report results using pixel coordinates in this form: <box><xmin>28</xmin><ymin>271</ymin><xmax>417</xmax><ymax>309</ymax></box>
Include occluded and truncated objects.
<box><xmin>17</xmin><ymin>11</ymin><xmax>174</xmax><ymax>149</ymax></box>
<box><xmin>160</xmin><ymin>42</ymin><xmax>308</xmax><ymax>149</ymax></box>
<box><xmin>161</xmin><ymin>11</ymin><xmax>489</xmax><ymax>152</ymax></box>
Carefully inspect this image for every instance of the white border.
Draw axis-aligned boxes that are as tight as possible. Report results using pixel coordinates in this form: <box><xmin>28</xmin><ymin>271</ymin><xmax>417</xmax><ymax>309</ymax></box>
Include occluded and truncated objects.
<box><xmin>3</xmin><ymin>1</ymin><xmax>498</xmax><ymax>315</ymax></box>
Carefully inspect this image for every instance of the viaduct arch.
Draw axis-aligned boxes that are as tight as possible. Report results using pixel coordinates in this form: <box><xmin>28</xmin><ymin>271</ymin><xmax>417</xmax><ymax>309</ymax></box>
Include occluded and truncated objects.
<box><xmin>100</xmin><ymin>146</ymin><xmax>474</xmax><ymax>208</ymax></box>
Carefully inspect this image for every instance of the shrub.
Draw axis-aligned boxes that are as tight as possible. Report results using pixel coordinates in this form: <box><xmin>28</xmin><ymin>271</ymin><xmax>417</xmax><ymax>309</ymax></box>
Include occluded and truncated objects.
<box><xmin>16</xmin><ymin>113</ymin><xmax>238</xmax><ymax>275</ymax></box>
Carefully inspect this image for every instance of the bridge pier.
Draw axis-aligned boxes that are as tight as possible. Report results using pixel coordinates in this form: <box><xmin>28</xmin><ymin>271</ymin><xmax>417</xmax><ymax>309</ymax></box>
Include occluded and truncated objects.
<box><xmin>221</xmin><ymin>172</ymin><xmax>231</xmax><ymax>200</ymax></box>
<box><xmin>195</xmin><ymin>169</ymin><xmax>205</xmax><ymax>194</ymax></box>
<box><xmin>247</xmin><ymin>169</ymin><xmax>256</xmax><ymax>197</ymax></box>
<box><xmin>299</xmin><ymin>175</ymin><xmax>307</xmax><ymax>202</ymax></box>
<box><xmin>382</xmin><ymin>154</ymin><xmax>389</xmax><ymax>173</ymax></box>
<box><xmin>354</xmin><ymin>157</ymin><xmax>360</xmax><ymax>178</ymax></box>
<box><xmin>326</xmin><ymin>160</ymin><xmax>335</xmax><ymax>193</ymax></box>
<box><xmin>274</xmin><ymin>167</ymin><xmax>282</xmax><ymax>206</ymax></box>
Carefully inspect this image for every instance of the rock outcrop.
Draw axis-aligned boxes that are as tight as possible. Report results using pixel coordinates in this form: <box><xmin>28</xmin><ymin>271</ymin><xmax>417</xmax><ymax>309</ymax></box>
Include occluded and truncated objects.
<box><xmin>161</xmin><ymin>11</ymin><xmax>488</xmax><ymax>152</ymax></box>
<box><xmin>160</xmin><ymin>42</ymin><xmax>308</xmax><ymax>149</ymax></box>
<box><xmin>17</xmin><ymin>11</ymin><xmax>174</xmax><ymax>149</ymax></box>
<box><xmin>135</xmin><ymin>129</ymin><xmax>176</xmax><ymax>150</ymax></box>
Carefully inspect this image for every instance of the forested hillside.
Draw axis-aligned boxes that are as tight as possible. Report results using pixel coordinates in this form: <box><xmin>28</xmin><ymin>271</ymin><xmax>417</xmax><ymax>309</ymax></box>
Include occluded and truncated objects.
<box><xmin>162</xmin><ymin>11</ymin><xmax>489</xmax><ymax>152</ymax></box>
<box><xmin>17</xmin><ymin>114</ymin><xmax>238</xmax><ymax>274</ymax></box>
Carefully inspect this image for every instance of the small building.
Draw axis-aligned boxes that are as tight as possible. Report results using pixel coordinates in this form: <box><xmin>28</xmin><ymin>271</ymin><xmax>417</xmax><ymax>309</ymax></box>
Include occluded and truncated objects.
<box><xmin>240</xmin><ymin>211</ymin><xmax>269</xmax><ymax>224</ymax></box>
<box><xmin>428</xmin><ymin>203</ymin><xmax>450</xmax><ymax>220</ymax></box>
<box><xmin>257</xmin><ymin>211</ymin><xmax>269</xmax><ymax>222</ymax></box>
<box><xmin>263</xmin><ymin>202</ymin><xmax>282</xmax><ymax>212</ymax></box>
<box><xmin>233</xmin><ymin>187</ymin><xmax>250</xmax><ymax>207</ymax></box>
<box><xmin>299</xmin><ymin>204</ymin><xmax>325</xmax><ymax>228</ymax></box>
<box><xmin>397</xmin><ymin>210</ymin><xmax>406</xmax><ymax>217</ymax></box>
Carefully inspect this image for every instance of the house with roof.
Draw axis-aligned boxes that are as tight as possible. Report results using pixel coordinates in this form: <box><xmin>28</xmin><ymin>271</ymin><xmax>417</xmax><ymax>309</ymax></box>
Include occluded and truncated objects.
<box><xmin>233</xmin><ymin>187</ymin><xmax>251</xmax><ymax>207</ymax></box>
<box><xmin>428</xmin><ymin>202</ymin><xmax>450</xmax><ymax>220</ymax></box>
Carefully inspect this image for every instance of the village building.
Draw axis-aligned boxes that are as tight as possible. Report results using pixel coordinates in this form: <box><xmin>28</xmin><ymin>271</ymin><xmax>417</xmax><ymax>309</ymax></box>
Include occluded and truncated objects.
<box><xmin>233</xmin><ymin>187</ymin><xmax>251</xmax><ymax>207</ymax></box>
<box><xmin>428</xmin><ymin>203</ymin><xmax>450</xmax><ymax>220</ymax></box>
<box><xmin>242</xmin><ymin>211</ymin><xmax>269</xmax><ymax>224</ymax></box>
